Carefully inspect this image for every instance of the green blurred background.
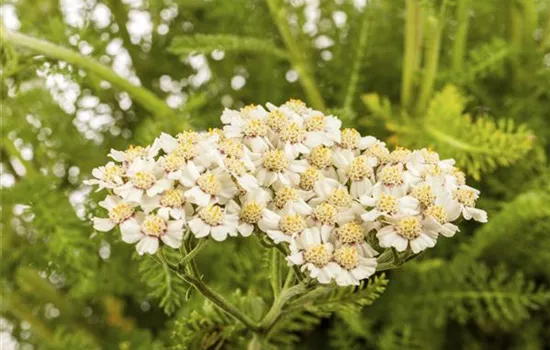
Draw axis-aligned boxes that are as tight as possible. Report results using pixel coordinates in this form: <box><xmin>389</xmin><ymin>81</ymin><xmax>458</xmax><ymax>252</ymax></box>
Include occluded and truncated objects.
<box><xmin>1</xmin><ymin>0</ymin><xmax>550</xmax><ymax>348</ymax></box>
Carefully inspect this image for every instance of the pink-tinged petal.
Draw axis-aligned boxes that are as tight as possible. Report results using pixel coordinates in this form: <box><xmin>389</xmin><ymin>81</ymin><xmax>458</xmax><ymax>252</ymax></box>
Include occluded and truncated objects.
<box><xmin>120</xmin><ymin>219</ymin><xmax>144</xmax><ymax>243</ymax></box>
<box><xmin>93</xmin><ymin>218</ymin><xmax>116</xmax><ymax>232</ymax></box>
<box><xmin>136</xmin><ymin>236</ymin><xmax>159</xmax><ymax>255</ymax></box>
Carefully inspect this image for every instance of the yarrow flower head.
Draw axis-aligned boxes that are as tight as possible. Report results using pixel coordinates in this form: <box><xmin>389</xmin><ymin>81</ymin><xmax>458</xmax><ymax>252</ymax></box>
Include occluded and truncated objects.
<box><xmin>86</xmin><ymin>99</ymin><xmax>487</xmax><ymax>285</ymax></box>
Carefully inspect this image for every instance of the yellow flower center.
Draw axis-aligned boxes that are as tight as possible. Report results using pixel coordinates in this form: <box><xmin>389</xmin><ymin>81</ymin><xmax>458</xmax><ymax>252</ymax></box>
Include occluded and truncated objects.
<box><xmin>334</xmin><ymin>245</ymin><xmax>359</xmax><ymax>270</ymax></box>
<box><xmin>274</xmin><ymin>187</ymin><xmax>299</xmax><ymax>209</ymax></box>
<box><xmin>304</xmin><ymin>244</ymin><xmax>332</xmax><ymax>267</ymax></box>
<box><xmin>160</xmin><ymin>189</ymin><xmax>185</xmax><ymax>208</ymax></box>
<box><xmin>199</xmin><ymin>205</ymin><xmax>225</xmax><ymax>226</ymax></box>
<box><xmin>284</xmin><ymin>98</ymin><xmax>307</xmax><ymax>114</ymax></box>
<box><xmin>266</xmin><ymin>110</ymin><xmax>289</xmax><ymax>132</ymax></box>
<box><xmin>103</xmin><ymin>164</ymin><xmax>124</xmax><ymax>183</ymax></box>
<box><xmin>125</xmin><ymin>145</ymin><xmax>148</xmax><ymax>162</ymax></box>
<box><xmin>175</xmin><ymin>141</ymin><xmax>196</xmax><ymax>161</ymax></box>
<box><xmin>177</xmin><ymin>131</ymin><xmax>200</xmax><ymax>144</ymax></box>
<box><xmin>454</xmin><ymin>188</ymin><xmax>476</xmax><ymax>207</ymax></box>
<box><xmin>240</xmin><ymin>104</ymin><xmax>259</xmax><ymax>118</ymax></box>
<box><xmin>280</xmin><ymin>122</ymin><xmax>306</xmax><ymax>144</ymax></box>
<box><xmin>197</xmin><ymin>173</ymin><xmax>221</xmax><ymax>195</ymax></box>
<box><xmin>452</xmin><ymin>167</ymin><xmax>466</xmax><ymax>186</ymax></box>
<box><xmin>347</xmin><ymin>156</ymin><xmax>373</xmax><ymax>181</ymax></box>
<box><xmin>224</xmin><ymin>157</ymin><xmax>246</xmax><ymax>176</ymax></box>
<box><xmin>364</xmin><ymin>143</ymin><xmax>390</xmax><ymax>162</ymax></box>
<box><xmin>327</xmin><ymin>188</ymin><xmax>353</xmax><ymax>208</ymax></box>
<box><xmin>218</xmin><ymin>138</ymin><xmax>244</xmax><ymax>158</ymax></box>
<box><xmin>263</xmin><ymin>150</ymin><xmax>289</xmax><ymax>172</ymax></box>
<box><xmin>279</xmin><ymin>214</ymin><xmax>306</xmax><ymax>235</ymax></box>
<box><xmin>240</xmin><ymin>201</ymin><xmax>264</xmax><ymax>224</ymax></box>
<box><xmin>310</xmin><ymin>146</ymin><xmax>332</xmax><ymax>169</ymax></box>
<box><xmin>421</xmin><ymin>149</ymin><xmax>439</xmax><ymax>164</ymax></box>
<box><xmin>208</xmin><ymin>128</ymin><xmax>224</xmax><ymax>138</ymax></box>
<box><xmin>425</xmin><ymin>205</ymin><xmax>447</xmax><ymax>224</ymax></box>
<box><xmin>340</xmin><ymin>128</ymin><xmax>360</xmax><ymax>149</ymax></box>
<box><xmin>379</xmin><ymin>164</ymin><xmax>404</xmax><ymax>187</ymax></box>
<box><xmin>109</xmin><ymin>203</ymin><xmax>134</xmax><ymax>224</ymax></box>
<box><xmin>388</xmin><ymin>147</ymin><xmax>411</xmax><ymax>163</ymax></box>
<box><xmin>312</xmin><ymin>202</ymin><xmax>337</xmax><ymax>225</ymax></box>
<box><xmin>141</xmin><ymin>215</ymin><xmax>167</xmax><ymax>237</ymax></box>
<box><xmin>426</xmin><ymin>164</ymin><xmax>442</xmax><ymax>177</ymax></box>
<box><xmin>411</xmin><ymin>184</ymin><xmax>435</xmax><ymax>207</ymax></box>
<box><xmin>162</xmin><ymin>152</ymin><xmax>186</xmax><ymax>172</ymax></box>
<box><xmin>243</xmin><ymin>119</ymin><xmax>268</xmax><ymax>137</ymax></box>
<box><xmin>304</xmin><ymin>115</ymin><xmax>326</xmax><ymax>132</ymax></box>
<box><xmin>132</xmin><ymin>171</ymin><xmax>156</xmax><ymax>190</ymax></box>
<box><xmin>300</xmin><ymin>167</ymin><xmax>322</xmax><ymax>190</ymax></box>
<box><xmin>377</xmin><ymin>193</ymin><xmax>398</xmax><ymax>214</ymax></box>
<box><xmin>337</xmin><ymin>222</ymin><xmax>365</xmax><ymax>244</ymax></box>
<box><xmin>396</xmin><ymin>217</ymin><xmax>422</xmax><ymax>239</ymax></box>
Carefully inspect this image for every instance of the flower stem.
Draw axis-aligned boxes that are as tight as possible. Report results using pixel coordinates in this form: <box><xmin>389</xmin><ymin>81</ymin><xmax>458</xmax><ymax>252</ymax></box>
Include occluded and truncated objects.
<box><xmin>401</xmin><ymin>0</ymin><xmax>420</xmax><ymax>109</ymax></box>
<box><xmin>1</xmin><ymin>30</ymin><xmax>175</xmax><ymax>119</ymax></box>
<box><xmin>178</xmin><ymin>238</ymin><xmax>209</xmax><ymax>265</ymax></box>
<box><xmin>451</xmin><ymin>0</ymin><xmax>470</xmax><ymax>73</ymax></box>
<box><xmin>270</xmin><ymin>249</ymin><xmax>282</xmax><ymax>298</ymax></box>
<box><xmin>259</xmin><ymin>283</ymin><xmax>308</xmax><ymax>331</ymax></box>
<box><xmin>266</xmin><ymin>0</ymin><xmax>326</xmax><ymax>111</ymax></box>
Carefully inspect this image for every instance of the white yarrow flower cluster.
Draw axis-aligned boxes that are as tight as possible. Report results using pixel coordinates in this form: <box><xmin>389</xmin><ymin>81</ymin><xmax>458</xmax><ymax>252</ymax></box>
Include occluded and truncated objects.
<box><xmin>86</xmin><ymin>99</ymin><xmax>487</xmax><ymax>285</ymax></box>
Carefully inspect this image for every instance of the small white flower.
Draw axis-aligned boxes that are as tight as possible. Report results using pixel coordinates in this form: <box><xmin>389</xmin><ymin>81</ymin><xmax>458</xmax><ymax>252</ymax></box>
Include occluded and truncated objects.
<box><xmin>360</xmin><ymin>183</ymin><xmax>419</xmax><ymax>222</ymax></box>
<box><xmin>253</xmin><ymin>149</ymin><xmax>308</xmax><ymax>188</ymax></box>
<box><xmin>115</xmin><ymin>158</ymin><xmax>172</xmax><ymax>203</ymax></box>
<box><xmin>333</xmin><ymin>150</ymin><xmax>377</xmax><ymax>198</ymax></box>
<box><xmin>286</xmin><ymin>227</ymin><xmax>340</xmax><ymax>284</ymax></box>
<box><xmin>226</xmin><ymin>190</ymin><xmax>271</xmax><ymax>237</ymax></box>
<box><xmin>302</xmin><ymin>114</ymin><xmax>342</xmax><ymax>147</ymax></box>
<box><xmin>332</xmin><ymin>242</ymin><xmax>378</xmax><ymax>286</ymax></box>
<box><xmin>258</xmin><ymin>207</ymin><xmax>308</xmax><ymax>244</ymax></box>
<box><xmin>452</xmin><ymin>185</ymin><xmax>488</xmax><ymax>223</ymax></box>
<box><xmin>109</xmin><ymin>141</ymin><xmax>160</xmax><ymax>164</ymax></box>
<box><xmin>188</xmin><ymin>204</ymin><xmax>239</xmax><ymax>241</ymax></box>
<box><xmin>179</xmin><ymin>163</ymin><xmax>238</xmax><ymax>206</ymax></box>
<box><xmin>84</xmin><ymin>162</ymin><xmax>125</xmax><ymax>191</ymax></box>
<box><xmin>376</xmin><ymin>215</ymin><xmax>439</xmax><ymax>254</ymax></box>
<box><xmin>92</xmin><ymin>195</ymin><xmax>136</xmax><ymax>232</ymax></box>
<box><xmin>120</xmin><ymin>209</ymin><xmax>185</xmax><ymax>255</ymax></box>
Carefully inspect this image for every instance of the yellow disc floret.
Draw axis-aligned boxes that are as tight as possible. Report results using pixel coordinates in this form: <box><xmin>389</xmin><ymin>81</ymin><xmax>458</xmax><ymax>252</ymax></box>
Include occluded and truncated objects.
<box><xmin>312</xmin><ymin>202</ymin><xmax>337</xmax><ymax>225</ymax></box>
<box><xmin>340</xmin><ymin>128</ymin><xmax>360</xmax><ymax>149</ymax></box>
<box><xmin>274</xmin><ymin>187</ymin><xmax>299</xmax><ymax>209</ymax></box>
<box><xmin>199</xmin><ymin>205</ymin><xmax>225</xmax><ymax>226</ymax></box>
<box><xmin>197</xmin><ymin>173</ymin><xmax>221</xmax><ymax>195</ymax></box>
<box><xmin>337</xmin><ymin>222</ymin><xmax>365</xmax><ymax>244</ymax></box>
<box><xmin>280</xmin><ymin>122</ymin><xmax>306</xmax><ymax>144</ymax></box>
<box><xmin>411</xmin><ymin>184</ymin><xmax>435</xmax><ymax>207</ymax></box>
<box><xmin>425</xmin><ymin>205</ymin><xmax>447</xmax><ymax>224</ymax></box>
<box><xmin>304</xmin><ymin>115</ymin><xmax>326</xmax><ymax>132</ymax></box>
<box><xmin>396</xmin><ymin>217</ymin><xmax>422</xmax><ymax>240</ymax></box>
<box><xmin>279</xmin><ymin>214</ymin><xmax>306</xmax><ymax>235</ymax></box>
<box><xmin>334</xmin><ymin>245</ymin><xmax>359</xmax><ymax>270</ymax></box>
<box><xmin>310</xmin><ymin>146</ymin><xmax>332</xmax><ymax>169</ymax></box>
<box><xmin>327</xmin><ymin>188</ymin><xmax>353</xmax><ymax>208</ymax></box>
<box><xmin>266</xmin><ymin>110</ymin><xmax>289</xmax><ymax>132</ymax></box>
<box><xmin>132</xmin><ymin>171</ymin><xmax>156</xmax><ymax>190</ymax></box>
<box><xmin>240</xmin><ymin>201</ymin><xmax>264</xmax><ymax>224</ymax></box>
<box><xmin>300</xmin><ymin>167</ymin><xmax>322</xmax><ymax>190</ymax></box>
<box><xmin>263</xmin><ymin>150</ymin><xmax>289</xmax><ymax>172</ymax></box>
<box><xmin>454</xmin><ymin>188</ymin><xmax>476</xmax><ymax>207</ymax></box>
<box><xmin>377</xmin><ymin>193</ymin><xmax>398</xmax><ymax>214</ymax></box>
<box><xmin>379</xmin><ymin>164</ymin><xmax>404</xmax><ymax>187</ymax></box>
<box><xmin>160</xmin><ymin>189</ymin><xmax>185</xmax><ymax>208</ymax></box>
<box><xmin>103</xmin><ymin>163</ymin><xmax>124</xmax><ymax>183</ymax></box>
<box><xmin>109</xmin><ymin>203</ymin><xmax>134</xmax><ymax>224</ymax></box>
<box><xmin>304</xmin><ymin>244</ymin><xmax>332</xmax><ymax>267</ymax></box>
<box><xmin>141</xmin><ymin>215</ymin><xmax>167</xmax><ymax>237</ymax></box>
<box><xmin>243</xmin><ymin>119</ymin><xmax>268</xmax><ymax>137</ymax></box>
<box><xmin>347</xmin><ymin>156</ymin><xmax>373</xmax><ymax>181</ymax></box>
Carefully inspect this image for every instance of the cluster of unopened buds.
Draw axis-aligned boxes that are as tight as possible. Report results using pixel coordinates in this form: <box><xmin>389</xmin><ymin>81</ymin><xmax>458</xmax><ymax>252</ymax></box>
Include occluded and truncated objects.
<box><xmin>86</xmin><ymin>99</ymin><xmax>487</xmax><ymax>286</ymax></box>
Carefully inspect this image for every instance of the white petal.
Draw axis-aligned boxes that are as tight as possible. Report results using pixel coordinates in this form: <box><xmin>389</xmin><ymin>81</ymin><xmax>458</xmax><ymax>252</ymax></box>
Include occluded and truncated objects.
<box><xmin>136</xmin><ymin>236</ymin><xmax>159</xmax><ymax>255</ymax></box>
<box><xmin>120</xmin><ymin>219</ymin><xmax>144</xmax><ymax>243</ymax></box>
<box><xmin>93</xmin><ymin>218</ymin><xmax>116</xmax><ymax>232</ymax></box>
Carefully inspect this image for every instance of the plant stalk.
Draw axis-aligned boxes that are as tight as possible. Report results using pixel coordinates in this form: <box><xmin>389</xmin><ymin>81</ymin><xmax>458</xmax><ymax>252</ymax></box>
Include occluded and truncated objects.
<box><xmin>401</xmin><ymin>0</ymin><xmax>419</xmax><ymax>108</ymax></box>
<box><xmin>266</xmin><ymin>0</ymin><xmax>326</xmax><ymax>111</ymax></box>
<box><xmin>1</xmin><ymin>30</ymin><xmax>174</xmax><ymax>119</ymax></box>
<box><xmin>451</xmin><ymin>0</ymin><xmax>470</xmax><ymax>73</ymax></box>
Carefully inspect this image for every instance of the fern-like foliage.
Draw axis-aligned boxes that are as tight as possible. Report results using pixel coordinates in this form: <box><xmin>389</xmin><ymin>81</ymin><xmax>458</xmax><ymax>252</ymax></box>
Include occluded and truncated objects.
<box><xmin>138</xmin><ymin>251</ymin><xmax>189</xmax><ymax>315</ymax></box>
<box><xmin>364</xmin><ymin>85</ymin><xmax>535</xmax><ymax>179</ymax></box>
<box><xmin>168</xmin><ymin>34</ymin><xmax>288</xmax><ymax>59</ymax></box>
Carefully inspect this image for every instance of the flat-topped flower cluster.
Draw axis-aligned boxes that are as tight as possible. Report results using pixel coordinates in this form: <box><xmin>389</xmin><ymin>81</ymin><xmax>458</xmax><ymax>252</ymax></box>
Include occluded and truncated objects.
<box><xmin>86</xmin><ymin>99</ymin><xmax>487</xmax><ymax>286</ymax></box>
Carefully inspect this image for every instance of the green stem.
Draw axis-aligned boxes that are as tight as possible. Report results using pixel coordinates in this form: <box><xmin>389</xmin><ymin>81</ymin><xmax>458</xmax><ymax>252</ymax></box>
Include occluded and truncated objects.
<box><xmin>415</xmin><ymin>15</ymin><xmax>443</xmax><ymax>116</ymax></box>
<box><xmin>178</xmin><ymin>239</ymin><xmax>209</xmax><ymax>265</ymax></box>
<box><xmin>1</xmin><ymin>30</ymin><xmax>174</xmax><ymax>119</ymax></box>
<box><xmin>160</xmin><ymin>253</ymin><xmax>261</xmax><ymax>331</ymax></box>
<box><xmin>343</xmin><ymin>5</ymin><xmax>371</xmax><ymax>112</ymax></box>
<box><xmin>401</xmin><ymin>0</ymin><xmax>419</xmax><ymax>108</ymax></box>
<box><xmin>451</xmin><ymin>0</ymin><xmax>470</xmax><ymax>73</ymax></box>
<box><xmin>270</xmin><ymin>249</ymin><xmax>282</xmax><ymax>298</ymax></box>
<box><xmin>260</xmin><ymin>283</ymin><xmax>308</xmax><ymax>331</ymax></box>
<box><xmin>266</xmin><ymin>0</ymin><xmax>326</xmax><ymax>111</ymax></box>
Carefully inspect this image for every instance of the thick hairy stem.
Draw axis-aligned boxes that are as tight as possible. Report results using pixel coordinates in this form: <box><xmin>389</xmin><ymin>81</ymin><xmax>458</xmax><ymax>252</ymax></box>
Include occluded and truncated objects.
<box><xmin>266</xmin><ymin>0</ymin><xmax>326</xmax><ymax>111</ymax></box>
<box><xmin>1</xmin><ymin>30</ymin><xmax>174</xmax><ymax>119</ymax></box>
<box><xmin>451</xmin><ymin>0</ymin><xmax>470</xmax><ymax>73</ymax></box>
<box><xmin>343</xmin><ymin>4</ymin><xmax>372</xmax><ymax>112</ymax></box>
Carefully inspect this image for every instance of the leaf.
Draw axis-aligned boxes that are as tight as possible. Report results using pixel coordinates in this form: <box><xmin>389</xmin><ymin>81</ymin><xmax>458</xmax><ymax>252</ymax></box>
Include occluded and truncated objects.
<box><xmin>168</xmin><ymin>34</ymin><xmax>288</xmax><ymax>59</ymax></box>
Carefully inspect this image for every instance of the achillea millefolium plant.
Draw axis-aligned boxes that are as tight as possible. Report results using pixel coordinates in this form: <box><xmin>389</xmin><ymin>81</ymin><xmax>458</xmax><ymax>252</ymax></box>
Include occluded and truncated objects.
<box><xmin>2</xmin><ymin>0</ymin><xmax>550</xmax><ymax>349</ymax></box>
